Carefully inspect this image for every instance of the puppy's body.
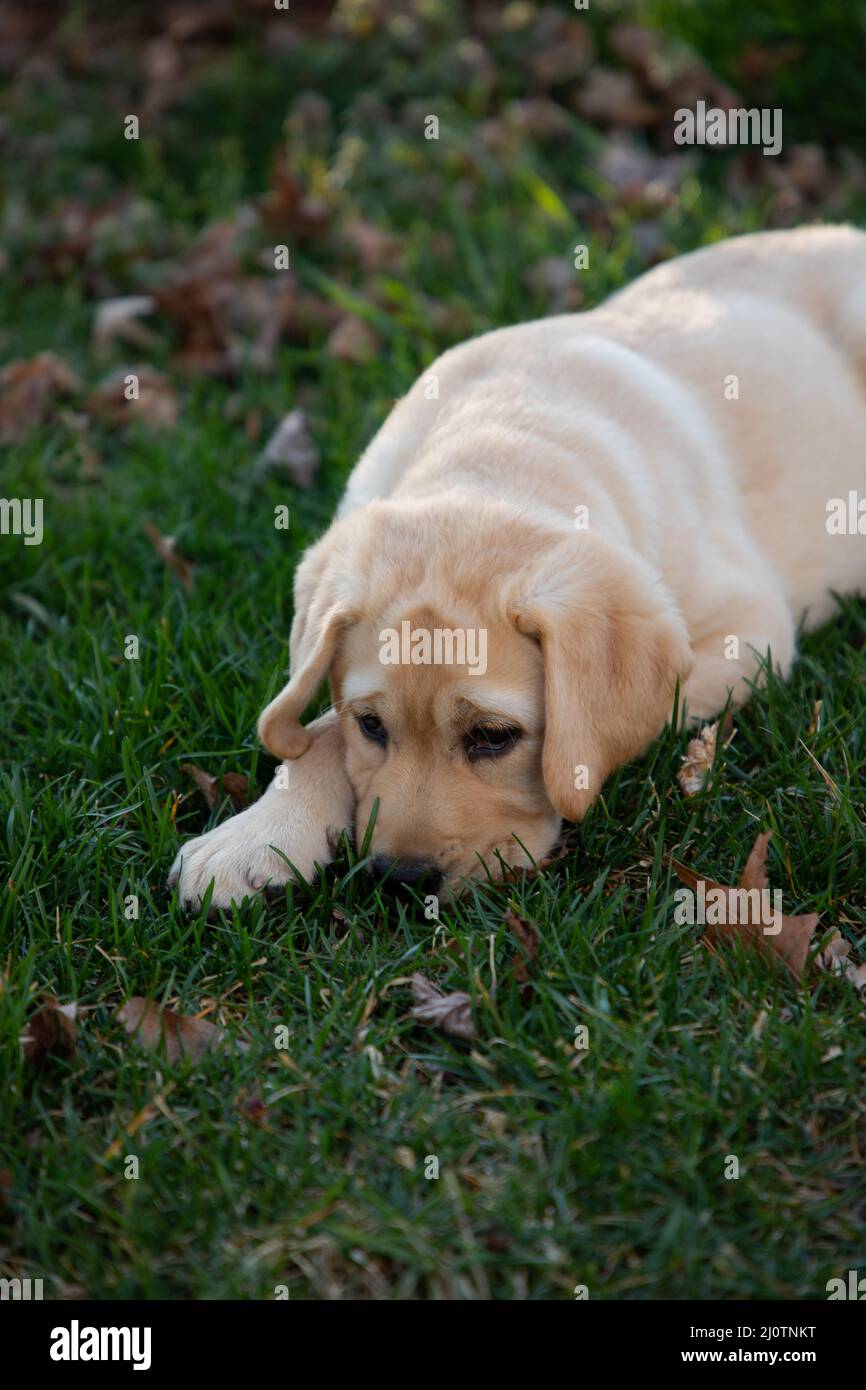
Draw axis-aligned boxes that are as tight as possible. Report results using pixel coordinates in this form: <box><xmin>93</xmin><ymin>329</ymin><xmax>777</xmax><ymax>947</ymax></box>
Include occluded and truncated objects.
<box><xmin>343</xmin><ymin>224</ymin><xmax>866</xmax><ymax>650</ymax></box>
<box><xmin>172</xmin><ymin>226</ymin><xmax>866</xmax><ymax>906</ymax></box>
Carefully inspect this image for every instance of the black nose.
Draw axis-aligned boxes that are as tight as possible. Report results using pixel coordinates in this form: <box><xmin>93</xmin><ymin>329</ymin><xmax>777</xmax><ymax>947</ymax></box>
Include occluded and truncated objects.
<box><xmin>370</xmin><ymin>855</ymin><xmax>442</xmax><ymax>894</ymax></box>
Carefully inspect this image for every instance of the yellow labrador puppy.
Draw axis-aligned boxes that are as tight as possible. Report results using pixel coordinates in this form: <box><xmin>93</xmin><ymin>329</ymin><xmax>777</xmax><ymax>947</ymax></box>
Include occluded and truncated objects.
<box><xmin>171</xmin><ymin>225</ymin><xmax>866</xmax><ymax>906</ymax></box>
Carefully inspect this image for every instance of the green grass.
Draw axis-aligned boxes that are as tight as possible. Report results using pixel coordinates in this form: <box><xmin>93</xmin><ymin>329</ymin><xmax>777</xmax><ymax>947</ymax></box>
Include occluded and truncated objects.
<box><xmin>1</xmin><ymin>2</ymin><xmax>865</xmax><ymax>1300</ymax></box>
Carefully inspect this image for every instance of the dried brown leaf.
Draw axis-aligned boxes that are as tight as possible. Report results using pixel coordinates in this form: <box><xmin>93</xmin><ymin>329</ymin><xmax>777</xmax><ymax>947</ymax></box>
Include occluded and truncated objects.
<box><xmin>524</xmin><ymin>256</ymin><xmax>583</xmax><ymax>313</ymax></box>
<box><xmin>0</xmin><ymin>352</ymin><xmax>81</xmax><ymax>442</ymax></box>
<box><xmin>220</xmin><ymin>772</ymin><xmax>250</xmax><ymax>810</ymax></box>
<box><xmin>181</xmin><ymin>763</ymin><xmax>248</xmax><ymax>811</ymax></box>
<box><xmin>117</xmin><ymin>997</ymin><xmax>224</xmax><ymax>1063</ymax></box>
<box><xmin>258</xmin><ymin>408</ymin><xmax>319</xmax><ymax>487</ymax></box>
<box><xmin>815</xmin><ymin>932</ymin><xmax>866</xmax><ymax>990</ymax></box>
<box><xmin>670</xmin><ymin>831</ymin><xmax>823</xmax><ymax>981</ymax></box>
<box><xmin>735</xmin><ymin>41</ymin><xmax>806</xmax><ymax>83</ymax></box>
<box><xmin>739</xmin><ymin>829</ymin><xmax>772</xmax><ymax>892</ymax></box>
<box><xmin>87</xmin><ymin>365</ymin><xmax>178</xmax><ymax>432</ymax></box>
<box><xmin>326</xmin><ymin>315</ymin><xmax>379</xmax><ymax>364</ymax></box>
<box><xmin>150</xmin><ymin>216</ymin><xmax>251</xmax><ymax>376</ymax></box>
<box><xmin>502</xmin><ymin>840</ymin><xmax>569</xmax><ymax>884</ymax></box>
<box><xmin>259</xmin><ymin>152</ymin><xmax>331</xmax><ymax>243</ymax></box>
<box><xmin>93</xmin><ymin>296</ymin><xmax>159</xmax><ymax>351</ymax></box>
<box><xmin>678</xmin><ymin>721</ymin><xmax>718</xmax><ymax>796</ymax></box>
<box><xmin>342</xmin><ymin>218</ymin><xmax>403</xmax><ymax>270</ymax></box>
<box><xmin>181</xmin><ymin>761</ymin><xmax>219</xmax><ymax>808</ymax></box>
<box><xmin>504</xmin><ymin>909</ymin><xmax>540</xmax><ymax>985</ymax></box>
<box><xmin>609</xmin><ymin>22</ymin><xmax>664</xmax><ymax>80</ymax></box>
<box><xmin>411</xmin><ymin>972</ymin><xmax>475</xmax><ymax>1041</ymax></box>
<box><xmin>575</xmin><ymin>68</ymin><xmax>658</xmax><ymax>127</ymax></box>
<box><xmin>21</xmin><ymin>998</ymin><xmax>77</xmax><ymax>1070</ymax></box>
<box><xmin>529</xmin><ymin>18</ymin><xmax>594</xmax><ymax>86</ymax></box>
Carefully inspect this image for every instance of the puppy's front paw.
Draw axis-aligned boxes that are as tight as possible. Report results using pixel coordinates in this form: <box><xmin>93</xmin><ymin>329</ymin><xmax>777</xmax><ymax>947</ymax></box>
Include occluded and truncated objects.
<box><xmin>168</xmin><ymin>781</ymin><xmax>347</xmax><ymax>910</ymax></box>
<box><xmin>168</xmin><ymin>812</ymin><xmax>310</xmax><ymax>910</ymax></box>
<box><xmin>169</xmin><ymin>711</ymin><xmax>355</xmax><ymax>911</ymax></box>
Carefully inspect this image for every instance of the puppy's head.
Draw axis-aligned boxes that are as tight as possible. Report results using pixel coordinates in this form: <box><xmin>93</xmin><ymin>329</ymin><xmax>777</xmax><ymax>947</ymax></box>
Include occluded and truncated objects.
<box><xmin>258</xmin><ymin>498</ymin><xmax>692</xmax><ymax>894</ymax></box>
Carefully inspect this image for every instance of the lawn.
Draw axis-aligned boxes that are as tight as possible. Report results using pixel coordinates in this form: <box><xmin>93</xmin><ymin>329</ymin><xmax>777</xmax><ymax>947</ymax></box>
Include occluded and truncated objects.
<box><xmin>1</xmin><ymin>0</ymin><xmax>865</xmax><ymax>1300</ymax></box>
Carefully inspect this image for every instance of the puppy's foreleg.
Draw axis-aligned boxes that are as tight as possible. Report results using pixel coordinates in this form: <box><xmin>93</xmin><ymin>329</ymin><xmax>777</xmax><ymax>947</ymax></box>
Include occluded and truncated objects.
<box><xmin>169</xmin><ymin>711</ymin><xmax>354</xmax><ymax>910</ymax></box>
<box><xmin>682</xmin><ymin>603</ymin><xmax>796</xmax><ymax>724</ymax></box>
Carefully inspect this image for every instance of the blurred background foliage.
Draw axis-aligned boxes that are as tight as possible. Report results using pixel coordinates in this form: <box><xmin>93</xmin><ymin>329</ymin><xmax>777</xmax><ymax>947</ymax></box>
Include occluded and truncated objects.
<box><xmin>1</xmin><ymin>0</ymin><xmax>865</xmax><ymax>395</ymax></box>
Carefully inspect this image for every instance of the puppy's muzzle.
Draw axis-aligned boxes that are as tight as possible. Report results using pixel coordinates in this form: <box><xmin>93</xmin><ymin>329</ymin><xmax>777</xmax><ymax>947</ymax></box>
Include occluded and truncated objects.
<box><xmin>370</xmin><ymin>855</ymin><xmax>442</xmax><ymax>894</ymax></box>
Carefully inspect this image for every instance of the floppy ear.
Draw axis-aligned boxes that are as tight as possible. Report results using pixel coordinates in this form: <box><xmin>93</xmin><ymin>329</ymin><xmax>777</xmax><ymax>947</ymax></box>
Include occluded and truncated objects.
<box><xmin>257</xmin><ymin>528</ymin><xmax>357</xmax><ymax>760</ymax></box>
<box><xmin>509</xmin><ymin>534</ymin><xmax>693</xmax><ymax>820</ymax></box>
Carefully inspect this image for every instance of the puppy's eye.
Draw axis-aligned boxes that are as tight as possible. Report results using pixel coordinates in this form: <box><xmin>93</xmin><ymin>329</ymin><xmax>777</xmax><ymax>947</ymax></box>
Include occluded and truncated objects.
<box><xmin>466</xmin><ymin>725</ymin><xmax>521</xmax><ymax>762</ymax></box>
<box><xmin>357</xmin><ymin>712</ymin><xmax>387</xmax><ymax>746</ymax></box>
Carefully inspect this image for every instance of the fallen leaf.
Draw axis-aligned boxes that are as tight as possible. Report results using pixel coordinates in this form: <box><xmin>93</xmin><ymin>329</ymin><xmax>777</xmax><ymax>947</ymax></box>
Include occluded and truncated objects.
<box><xmin>181</xmin><ymin>763</ymin><xmax>219</xmax><ymax>808</ymax></box>
<box><xmin>678</xmin><ymin>712</ymin><xmax>735</xmax><ymax>796</ymax></box>
<box><xmin>181</xmin><ymin>763</ymin><xmax>248</xmax><ymax>811</ymax></box>
<box><xmin>503</xmin><ymin>98</ymin><xmax>572</xmax><ymax>140</ymax></box>
<box><xmin>144</xmin><ymin>521</ymin><xmax>192</xmax><ymax>589</ymax></box>
<box><xmin>238</xmin><ymin>1094</ymin><xmax>269</xmax><ymax>1127</ymax></box>
<box><xmin>410</xmin><ymin>972</ymin><xmax>475</xmax><ymax>1041</ymax></box>
<box><xmin>814</xmin><ymin>932</ymin><xmax>866</xmax><ymax>990</ymax></box>
<box><xmin>504</xmin><ymin>909</ymin><xmax>540</xmax><ymax>985</ymax></box>
<box><xmin>151</xmin><ymin>215</ymin><xmax>250</xmax><ymax>376</ymax></box>
<box><xmin>597</xmin><ymin>134</ymin><xmax>692</xmax><ymax>208</ymax></box>
<box><xmin>670</xmin><ymin>831</ymin><xmax>826</xmax><ymax>981</ymax></box>
<box><xmin>117</xmin><ymin>997</ymin><xmax>224</xmax><ymax>1063</ymax></box>
<box><xmin>259</xmin><ymin>151</ymin><xmax>331</xmax><ymax>244</ymax></box>
<box><xmin>258</xmin><ymin>408</ymin><xmax>319</xmax><ymax>487</ymax></box>
<box><xmin>0</xmin><ymin>352</ymin><xmax>81</xmax><ymax>442</ymax></box>
<box><xmin>574</xmin><ymin>68</ymin><xmax>657</xmax><ymax>127</ymax></box>
<box><xmin>326</xmin><ymin>315</ymin><xmax>379</xmax><ymax>363</ymax></box>
<box><xmin>21</xmin><ymin>998</ymin><xmax>77</xmax><ymax>1070</ymax></box>
<box><xmin>608</xmin><ymin>21</ymin><xmax>664</xmax><ymax>81</ymax></box>
<box><xmin>735</xmin><ymin>41</ymin><xmax>806</xmax><ymax>83</ymax></box>
<box><xmin>31</xmin><ymin>194</ymin><xmax>141</xmax><ymax>285</ymax></box>
<box><xmin>529</xmin><ymin>17</ymin><xmax>594</xmax><ymax>86</ymax></box>
<box><xmin>220</xmin><ymin>772</ymin><xmax>249</xmax><ymax>810</ymax></box>
<box><xmin>87</xmin><ymin>365</ymin><xmax>178</xmax><ymax>432</ymax></box>
<box><xmin>342</xmin><ymin>218</ymin><xmax>403</xmax><ymax>270</ymax></box>
<box><xmin>224</xmin><ymin>276</ymin><xmax>301</xmax><ymax>370</ymax></box>
<box><xmin>502</xmin><ymin>840</ymin><xmax>569</xmax><ymax>884</ymax></box>
<box><xmin>524</xmin><ymin>256</ymin><xmax>583</xmax><ymax>312</ymax></box>
<box><xmin>678</xmin><ymin>721</ymin><xmax>718</xmax><ymax>795</ymax></box>
<box><xmin>93</xmin><ymin>295</ymin><xmax>159</xmax><ymax>351</ymax></box>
